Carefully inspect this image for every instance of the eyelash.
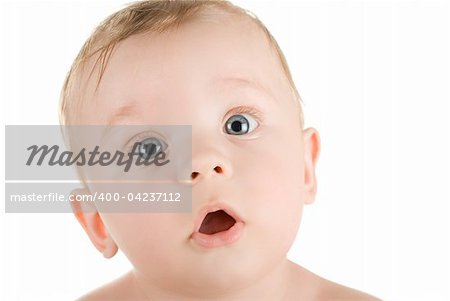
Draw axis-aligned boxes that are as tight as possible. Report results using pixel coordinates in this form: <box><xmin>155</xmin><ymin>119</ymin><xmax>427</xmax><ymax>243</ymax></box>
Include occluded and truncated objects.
<box><xmin>227</xmin><ymin>106</ymin><xmax>263</xmax><ymax>123</ymax></box>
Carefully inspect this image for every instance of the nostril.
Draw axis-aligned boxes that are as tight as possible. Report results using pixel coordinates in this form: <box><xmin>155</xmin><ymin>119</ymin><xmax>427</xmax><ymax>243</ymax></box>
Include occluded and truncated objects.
<box><xmin>191</xmin><ymin>166</ymin><xmax>223</xmax><ymax>180</ymax></box>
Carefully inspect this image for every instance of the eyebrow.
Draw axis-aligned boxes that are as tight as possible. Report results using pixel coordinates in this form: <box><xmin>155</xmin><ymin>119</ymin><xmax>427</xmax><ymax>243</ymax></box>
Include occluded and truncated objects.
<box><xmin>215</xmin><ymin>76</ymin><xmax>277</xmax><ymax>102</ymax></box>
<box><xmin>107</xmin><ymin>102</ymin><xmax>142</xmax><ymax>126</ymax></box>
<box><xmin>100</xmin><ymin>102</ymin><xmax>143</xmax><ymax>143</ymax></box>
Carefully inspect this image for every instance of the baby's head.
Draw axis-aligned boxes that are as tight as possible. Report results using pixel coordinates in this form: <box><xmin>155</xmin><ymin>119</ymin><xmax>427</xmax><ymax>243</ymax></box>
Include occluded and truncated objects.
<box><xmin>60</xmin><ymin>0</ymin><xmax>320</xmax><ymax>297</ymax></box>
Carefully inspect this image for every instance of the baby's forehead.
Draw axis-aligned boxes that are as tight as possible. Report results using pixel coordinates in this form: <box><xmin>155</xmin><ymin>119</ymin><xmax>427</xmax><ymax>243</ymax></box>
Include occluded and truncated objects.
<box><xmin>89</xmin><ymin>16</ymin><xmax>281</xmax><ymax>91</ymax></box>
<box><xmin>118</xmin><ymin>11</ymin><xmax>273</xmax><ymax>62</ymax></box>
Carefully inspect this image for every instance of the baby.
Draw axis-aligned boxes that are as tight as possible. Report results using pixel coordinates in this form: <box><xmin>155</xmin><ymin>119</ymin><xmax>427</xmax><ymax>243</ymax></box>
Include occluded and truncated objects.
<box><xmin>59</xmin><ymin>1</ymin><xmax>381</xmax><ymax>300</ymax></box>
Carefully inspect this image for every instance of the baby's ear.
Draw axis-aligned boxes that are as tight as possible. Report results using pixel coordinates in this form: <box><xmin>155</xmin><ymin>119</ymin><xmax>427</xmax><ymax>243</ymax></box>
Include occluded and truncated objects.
<box><xmin>70</xmin><ymin>188</ymin><xmax>118</xmax><ymax>258</ymax></box>
<box><xmin>303</xmin><ymin>128</ymin><xmax>321</xmax><ymax>205</ymax></box>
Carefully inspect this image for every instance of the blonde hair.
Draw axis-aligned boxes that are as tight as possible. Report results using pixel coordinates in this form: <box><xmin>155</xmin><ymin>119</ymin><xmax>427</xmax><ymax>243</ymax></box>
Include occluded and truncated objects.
<box><xmin>59</xmin><ymin>0</ymin><xmax>304</xmax><ymax>128</ymax></box>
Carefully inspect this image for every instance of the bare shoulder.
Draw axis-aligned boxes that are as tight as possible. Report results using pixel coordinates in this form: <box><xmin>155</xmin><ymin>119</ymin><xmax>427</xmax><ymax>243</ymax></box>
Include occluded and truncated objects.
<box><xmin>75</xmin><ymin>271</ymin><xmax>139</xmax><ymax>301</ymax></box>
<box><xmin>315</xmin><ymin>277</ymin><xmax>382</xmax><ymax>301</ymax></box>
<box><xmin>286</xmin><ymin>262</ymin><xmax>382</xmax><ymax>301</ymax></box>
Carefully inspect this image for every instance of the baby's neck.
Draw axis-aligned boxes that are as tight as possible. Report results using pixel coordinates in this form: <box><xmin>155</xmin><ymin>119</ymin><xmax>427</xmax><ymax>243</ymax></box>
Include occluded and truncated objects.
<box><xmin>129</xmin><ymin>259</ymin><xmax>309</xmax><ymax>301</ymax></box>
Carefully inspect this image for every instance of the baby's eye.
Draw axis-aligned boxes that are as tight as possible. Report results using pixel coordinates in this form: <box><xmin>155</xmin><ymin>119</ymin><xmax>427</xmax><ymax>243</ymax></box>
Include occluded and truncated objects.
<box><xmin>131</xmin><ymin>137</ymin><xmax>168</xmax><ymax>160</ymax></box>
<box><xmin>224</xmin><ymin>113</ymin><xmax>258</xmax><ymax>135</ymax></box>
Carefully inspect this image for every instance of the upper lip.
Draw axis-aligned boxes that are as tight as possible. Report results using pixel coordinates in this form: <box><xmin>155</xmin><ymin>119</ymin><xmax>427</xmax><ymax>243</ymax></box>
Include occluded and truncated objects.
<box><xmin>191</xmin><ymin>202</ymin><xmax>244</xmax><ymax>234</ymax></box>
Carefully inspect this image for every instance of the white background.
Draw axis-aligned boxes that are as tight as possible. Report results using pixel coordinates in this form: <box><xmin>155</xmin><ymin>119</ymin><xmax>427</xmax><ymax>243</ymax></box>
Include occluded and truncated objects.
<box><xmin>1</xmin><ymin>0</ymin><xmax>449</xmax><ymax>300</ymax></box>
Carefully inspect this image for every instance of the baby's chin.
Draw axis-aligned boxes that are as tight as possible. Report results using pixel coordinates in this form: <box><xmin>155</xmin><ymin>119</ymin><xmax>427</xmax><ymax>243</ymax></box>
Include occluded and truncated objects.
<box><xmin>131</xmin><ymin>241</ymin><xmax>287</xmax><ymax>296</ymax></box>
<box><xmin>193</xmin><ymin>255</ymin><xmax>263</xmax><ymax>285</ymax></box>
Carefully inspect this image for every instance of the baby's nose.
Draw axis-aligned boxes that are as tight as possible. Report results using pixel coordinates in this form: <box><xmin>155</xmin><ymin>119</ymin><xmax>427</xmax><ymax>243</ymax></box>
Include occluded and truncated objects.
<box><xmin>190</xmin><ymin>149</ymin><xmax>232</xmax><ymax>183</ymax></box>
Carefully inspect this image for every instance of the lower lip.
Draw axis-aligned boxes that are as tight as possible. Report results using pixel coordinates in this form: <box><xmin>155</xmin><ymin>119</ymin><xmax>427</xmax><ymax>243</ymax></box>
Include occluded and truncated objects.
<box><xmin>190</xmin><ymin>221</ymin><xmax>244</xmax><ymax>249</ymax></box>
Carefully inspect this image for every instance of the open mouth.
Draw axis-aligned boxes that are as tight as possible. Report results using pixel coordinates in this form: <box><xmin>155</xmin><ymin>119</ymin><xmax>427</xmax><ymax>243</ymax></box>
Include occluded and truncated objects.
<box><xmin>198</xmin><ymin>209</ymin><xmax>236</xmax><ymax>235</ymax></box>
<box><xmin>191</xmin><ymin>204</ymin><xmax>244</xmax><ymax>248</ymax></box>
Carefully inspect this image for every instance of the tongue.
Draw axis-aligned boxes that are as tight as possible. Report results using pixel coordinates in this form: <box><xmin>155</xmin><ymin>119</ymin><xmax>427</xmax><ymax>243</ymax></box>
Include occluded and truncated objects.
<box><xmin>198</xmin><ymin>210</ymin><xmax>236</xmax><ymax>235</ymax></box>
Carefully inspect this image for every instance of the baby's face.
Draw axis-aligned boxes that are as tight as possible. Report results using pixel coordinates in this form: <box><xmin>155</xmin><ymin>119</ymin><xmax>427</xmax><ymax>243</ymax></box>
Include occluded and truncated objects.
<box><xmin>78</xmin><ymin>14</ymin><xmax>319</xmax><ymax>291</ymax></box>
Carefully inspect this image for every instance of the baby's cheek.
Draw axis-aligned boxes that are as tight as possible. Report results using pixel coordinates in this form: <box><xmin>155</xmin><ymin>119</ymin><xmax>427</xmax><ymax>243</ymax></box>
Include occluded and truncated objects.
<box><xmin>247</xmin><ymin>142</ymin><xmax>304</xmax><ymax>251</ymax></box>
<box><xmin>102</xmin><ymin>214</ymin><xmax>175</xmax><ymax>265</ymax></box>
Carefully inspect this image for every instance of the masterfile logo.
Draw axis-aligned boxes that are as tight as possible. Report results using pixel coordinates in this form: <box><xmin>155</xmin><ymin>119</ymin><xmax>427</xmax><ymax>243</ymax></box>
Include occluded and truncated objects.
<box><xmin>4</xmin><ymin>125</ymin><xmax>193</xmax><ymax>213</ymax></box>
